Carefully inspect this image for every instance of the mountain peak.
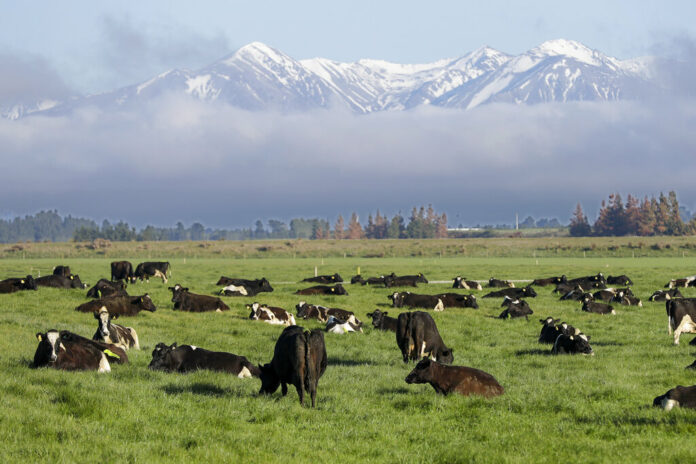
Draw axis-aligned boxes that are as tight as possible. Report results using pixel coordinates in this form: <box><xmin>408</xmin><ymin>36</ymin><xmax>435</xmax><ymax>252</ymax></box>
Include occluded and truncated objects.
<box><xmin>531</xmin><ymin>39</ymin><xmax>602</xmax><ymax>65</ymax></box>
<box><xmin>223</xmin><ymin>41</ymin><xmax>291</xmax><ymax>66</ymax></box>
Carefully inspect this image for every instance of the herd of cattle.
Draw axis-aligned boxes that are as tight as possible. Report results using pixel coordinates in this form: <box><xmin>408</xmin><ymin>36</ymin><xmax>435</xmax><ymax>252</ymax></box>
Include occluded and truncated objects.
<box><xmin>6</xmin><ymin>261</ymin><xmax>696</xmax><ymax>409</ymax></box>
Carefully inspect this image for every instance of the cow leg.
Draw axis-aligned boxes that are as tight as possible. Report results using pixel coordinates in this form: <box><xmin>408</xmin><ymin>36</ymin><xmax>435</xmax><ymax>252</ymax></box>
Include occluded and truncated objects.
<box><xmin>673</xmin><ymin>315</ymin><xmax>695</xmax><ymax>345</ymax></box>
<box><xmin>281</xmin><ymin>382</ymin><xmax>288</xmax><ymax>396</ymax></box>
<box><xmin>295</xmin><ymin>381</ymin><xmax>305</xmax><ymax>406</ymax></box>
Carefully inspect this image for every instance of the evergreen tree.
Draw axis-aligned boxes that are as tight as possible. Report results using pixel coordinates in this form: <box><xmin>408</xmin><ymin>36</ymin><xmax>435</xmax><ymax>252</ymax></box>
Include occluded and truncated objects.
<box><xmin>569</xmin><ymin>203</ymin><xmax>592</xmax><ymax>236</ymax></box>
<box><xmin>333</xmin><ymin>215</ymin><xmax>345</xmax><ymax>240</ymax></box>
<box><xmin>388</xmin><ymin>214</ymin><xmax>405</xmax><ymax>239</ymax></box>
<box><xmin>347</xmin><ymin>213</ymin><xmax>364</xmax><ymax>239</ymax></box>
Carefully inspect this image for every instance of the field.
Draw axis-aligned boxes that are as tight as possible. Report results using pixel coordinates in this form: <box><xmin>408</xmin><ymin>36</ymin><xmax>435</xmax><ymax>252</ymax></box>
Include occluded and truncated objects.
<box><xmin>3</xmin><ymin>244</ymin><xmax>696</xmax><ymax>462</ymax></box>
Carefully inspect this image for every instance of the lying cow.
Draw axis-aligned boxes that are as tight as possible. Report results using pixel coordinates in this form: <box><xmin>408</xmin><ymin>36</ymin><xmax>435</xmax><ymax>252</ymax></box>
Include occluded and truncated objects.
<box><xmin>86</xmin><ymin>279</ymin><xmax>128</xmax><ymax>299</ymax></box>
<box><xmin>396</xmin><ymin>311</ymin><xmax>453</xmax><ymax>364</ymax></box>
<box><xmin>302</xmin><ymin>273</ymin><xmax>343</xmax><ymax>284</ymax></box>
<box><xmin>665</xmin><ymin>276</ymin><xmax>696</xmax><ymax>289</ymax></box>
<box><xmin>389</xmin><ymin>292</ymin><xmax>444</xmax><ymax>311</ymax></box>
<box><xmin>148</xmin><ymin>342</ymin><xmax>260</xmax><ymax>378</ymax></box>
<box><xmin>488</xmin><ymin>278</ymin><xmax>514</xmax><ymax>288</ymax></box>
<box><xmin>384</xmin><ymin>273</ymin><xmax>428</xmax><ymax>288</ymax></box>
<box><xmin>52</xmin><ymin>265</ymin><xmax>72</xmax><ymax>277</ymax></box>
<box><xmin>618</xmin><ymin>295</ymin><xmax>642</xmax><ymax>307</ymax></box>
<box><xmin>247</xmin><ymin>302</ymin><xmax>296</xmax><ymax>326</ymax></box>
<box><xmin>170</xmin><ymin>285</ymin><xmax>229</xmax><ymax>312</ymax></box>
<box><xmin>295</xmin><ymin>302</ymin><xmax>360</xmax><ymax>325</ymax></box>
<box><xmin>75</xmin><ymin>294</ymin><xmax>156</xmax><ymax>316</ymax></box>
<box><xmin>0</xmin><ymin>275</ymin><xmax>37</xmax><ymax>293</ymax></box>
<box><xmin>649</xmin><ymin>289</ymin><xmax>683</xmax><ymax>302</ymax></box>
<box><xmin>531</xmin><ymin>275</ymin><xmax>567</xmax><ymax>286</ymax></box>
<box><xmin>350</xmin><ymin>275</ymin><xmax>365</xmax><ymax>284</ymax></box>
<box><xmin>259</xmin><ymin>325</ymin><xmax>328</xmax><ymax>407</ymax></box>
<box><xmin>581</xmin><ymin>298</ymin><xmax>616</xmax><ymax>315</ymax></box>
<box><xmin>538</xmin><ymin>318</ymin><xmax>563</xmax><ymax>344</ymax></box>
<box><xmin>295</xmin><ymin>284</ymin><xmax>347</xmax><ymax>296</ymax></box>
<box><xmin>93</xmin><ymin>308</ymin><xmax>140</xmax><ymax>350</ymax></box>
<box><xmin>483</xmin><ymin>286</ymin><xmax>537</xmax><ymax>299</ymax></box>
<box><xmin>567</xmin><ymin>273</ymin><xmax>606</xmax><ymax>288</ymax></box>
<box><xmin>653</xmin><ymin>385</ymin><xmax>696</xmax><ymax>411</ymax></box>
<box><xmin>219</xmin><ymin>283</ymin><xmax>252</xmax><ymax>296</ymax></box>
<box><xmin>560</xmin><ymin>287</ymin><xmax>592</xmax><ymax>301</ymax></box>
<box><xmin>325</xmin><ymin>315</ymin><xmax>362</xmax><ymax>334</ymax></box>
<box><xmin>667</xmin><ymin>298</ymin><xmax>696</xmax><ymax>344</ymax></box>
<box><xmin>367</xmin><ymin>309</ymin><xmax>398</xmax><ymax>332</ymax></box>
<box><xmin>405</xmin><ymin>358</ymin><xmax>504</xmax><ymax>398</ymax></box>
<box><xmin>435</xmin><ymin>293</ymin><xmax>479</xmax><ymax>309</ymax></box>
<box><xmin>498</xmin><ymin>297</ymin><xmax>533</xmax><ymax>319</ymax></box>
<box><xmin>361</xmin><ymin>275</ymin><xmax>391</xmax><ymax>286</ymax></box>
<box><xmin>36</xmin><ymin>274</ymin><xmax>87</xmax><ymax>289</ymax></box>
<box><xmin>134</xmin><ymin>261</ymin><xmax>171</xmax><ymax>283</ymax></box>
<box><xmin>552</xmin><ymin>333</ymin><xmax>594</xmax><ymax>355</ymax></box>
<box><xmin>215</xmin><ymin>277</ymin><xmax>273</xmax><ymax>294</ymax></box>
<box><xmin>607</xmin><ymin>274</ymin><xmax>633</xmax><ymax>286</ymax></box>
<box><xmin>452</xmin><ymin>276</ymin><xmax>482</xmax><ymax>290</ymax></box>
<box><xmin>111</xmin><ymin>261</ymin><xmax>136</xmax><ymax>283</ymax></box>
<box><xmin>33</xmin><ymin>330</ymin><xmax>127</xmax><ymax>372</ymax></box>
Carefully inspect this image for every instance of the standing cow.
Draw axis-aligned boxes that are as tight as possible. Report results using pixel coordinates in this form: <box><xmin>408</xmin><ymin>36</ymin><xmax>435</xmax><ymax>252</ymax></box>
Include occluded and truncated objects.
<box><xmin>396</xmin><ymin>311</ymin><xmax>453</xmax><ymax>364</ymax></box>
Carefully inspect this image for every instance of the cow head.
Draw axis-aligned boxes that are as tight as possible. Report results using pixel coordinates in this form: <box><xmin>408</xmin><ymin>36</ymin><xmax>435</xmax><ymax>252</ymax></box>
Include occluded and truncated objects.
<box><xmin>148</xmin><ymin>342</ymin><xmax>176</xmax><ymax>371</ymax></box>
<box><xmin>259</xmin><ymin>278</ymin><xmax>273</xmax><ymax>292</ymax></box>
<box><xmin>570</xmin><ymin>334</ymin><xmax>594</xmax><ymax>355</ymax></box>
<box><xmin>247</xmin><ymin>302</ymin><xmax>261</xmax><ymax>320</ymax></box>
<box><xmin>33</xmin><ymin>330</ymin><xmax>63</xmax><ymax>366</ymax></box>
<box><xmin>332</xmin><ymin>284</ymin><xmax>347</xmax><ymax>295</ymax></box>
<box><xmin>523</xmin><ymin>286</ymin><xmax>537</xmax><ymax>297</ymax></box>
<box><xmin>405</xmin><ymin>358</ymin><xmax>435</xmax><ymax>384</ymax></box>
<box><xmin>68</xmin><ymin>274</ymin><xmax>87</xmax><ymax>289</ymax></box>
<box><xmin>296</xmin><ymin>302</ymin><xmax>309</xmax><ymax>318</ymax></box>
<box><xmin>388</xmin><ymin>292</ymin><xmax>404</xmax><ymax>307</ymax></box>
<box><xmin>367</xmin><ymin>309</ymin><xmax>386</xmax><ymax>328</ymax></box>
<box><xmin>466</xmin><ymin>295</ymin><xmax>479</xmax><ymax>309</ymax></box>
<box><xmin>417</xmin><ymin>273</ymin><xmax>428</xmax><ymax>283</ymax></box>
<box><xmin>436</xmin><ymin>348</ymin><xmax>454</xmax><ymax>364</ymax></box>
<box><xmin>169</xmin><ymin>285</ymin><xmax>187</xmax><ymax>302</ymax></box>
<box><xmin>258</xmin><ymin>363</ymin><xmax>280</xmax><ymax>395</ymax></box>
<box><xmin>135</xmin><ymin>294</ymin><xmax>157</xmax><ymax>312</ymax></box>
<box><xmin>94</xmin><ymin>308</ymin><xmax>114</xmax><ymax>338</ymax></box>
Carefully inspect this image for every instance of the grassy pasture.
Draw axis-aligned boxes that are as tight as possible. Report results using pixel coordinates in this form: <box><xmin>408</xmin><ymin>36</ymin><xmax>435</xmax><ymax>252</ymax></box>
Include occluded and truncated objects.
<box><xmin>2</xmin><ymin>254</ymin><xmax>696</xmax><ymax>463</ymax></box>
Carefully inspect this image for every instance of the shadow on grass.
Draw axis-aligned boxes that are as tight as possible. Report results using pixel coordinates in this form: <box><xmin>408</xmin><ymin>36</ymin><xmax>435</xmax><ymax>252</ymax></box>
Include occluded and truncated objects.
<box><xmin>515</xmin><ymin>349</ymin><xmax>553</xmax><ymax>356</ymax></box>
<box><xmin>328</xmin><ymin>357</ymin><xmax>379</xmax><ymax>366</ymax></box>
<box><xmin>162</xmin><ymin>382</ymin><xmax>231</xmax><ymax>397</ymax></box>
<box><xmin>376</xmin><ymin>387</ymin><xmax>410</xmax><ymax>395</ymax></box>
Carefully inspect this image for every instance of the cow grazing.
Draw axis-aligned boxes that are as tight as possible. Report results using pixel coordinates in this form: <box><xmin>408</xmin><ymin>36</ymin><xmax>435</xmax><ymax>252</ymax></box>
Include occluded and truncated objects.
<box><xmin>666</xmin><ymin>276</ymin><xmax>696</xmax><ymax>289</ymax></box>
<box><xmin>93</xmin><ymin>308</ymin><xmax>139</xmax><ymax>350</ymax></box>
<box><xmin>302</xmin><ymin>273</ymin><xmax>343</xmax><ymax>284</ymax></box>
<box><xmin>435</xmin><ymin>293</ymin><xmax>479</xmax><ymax>309</ymax></box>
<box><xmin>169</xmin><ymin>285</ymin><xmax>229</xmax><ymax>312</ymax></box>
<box><xmin>367</xmin><ymin>309</ymin><xmax>398</xmax><ymax>332</ymax></box>
<box><xmin>452</xmin><ymin>276</ymin><xmax>482</xmax><ymax>290</ymax></box>
<box><xmin>75</xmin><ymin>295</ymin><xmax>156</xmax><ymax>316</ymax></box>
<box><xmin>396</xmin><ymin>311</ymin><xmax>453</xmax><ymax>364</ymax></box>
<box><xmin>552</xmin><ymin>333</ymin><xmax>594</xmax><ymax>355</ymax></box>
<box><xmin>325</xmin><ymin>315</ymin><xmax>362</xmax><ymax>334</ymax></box>
<box><xmin>531</xmin><ymin>275</ymin><xmax>567</xmax><ymax>286</ymax></box>
<box><xmin>36</xmin><ymin>274</ymin><xmax>87</xmax><ymax>289</ymax></box>
<box><xmin>86</xmin><ymin>279</ymin><xmax>128</xmax><ymax>299</ymax></box>
<box><xmin>649</xmin><ymin>289</ymin><xmax>683</xmax><ymax>302</ymax></box>
<box><xmin>148</xmin><ymin>342</ymin><xmax>260</xmax><ymax>378</ymax></box>
<box><xmin>488</xmin><ymin>278</ymin><xmax>514</xmax><ymax>288</ymax></box>
<box><xmin>667</xmin><ymin>298</ymin><xmax>696</xmax><ymax>344</ymax></box>
<box><xmin>538</xmin><ymin>318</ymin><xmax>563</xmax><ymax>344</ymax></box>
<box><xmin>653</xmin><ymin>385</ymin><xmax>696</xmax><ymax>411</ymax></box>
<box><xmin>247</xmin><ymin>302</ymin><xmax>296</xmax><ymax>326</ymax></box>
<box><xmin>134</xmin><ymin>261</ymin><xmax>171</xmax><ymax>283</ymax></box>
<box><xmin>389</xmin><ymin>292</ymin><xmax>444</xmax><ymax>311</ymax></box>
<box><xmin>295</xmin><ymin>302</ymin><xmax>360</xmax><ymax>325</ymax></box>
<box><xmin>215</xmin><ymin>277</ymin><xmax>274</xmax><ymax>294</ymax></box>
<box><xmin>295</xmin><ymin>284</ymin><xmax>348</xmax><ymax>296</ymax></box>
<box><xmin>581</xmin><ymin>297</ymin><xmax>616</xmax><ymax>315</ymax></box>
<box><xmin>483</xmin><ymin>286</ymin><xmax>537</xmax><ymax>299</ymax></box>
<box><xmin>33</xmin><ymin>330</ymin><xmax>127</xmax><ymax>372</ymax></box>
<box><xmin>405</xmin><ymin>359</ymin><xmax>504</xmax><ymax>398</ymax></box>
<box><xmin>52</xmin><ymin>265</ymin><xmax>72</xmax><ymax>277</ymax></box>
<box><xmin>0</xmin><ymin>275</ymin><xmax>37</xmax><ymax>293</ymax></box>
<box><xmin>111</xmin><ymin>261</ymin><xmax>136</xmax><ymax>283</ymax></box>
<box><xmin>607</xmin><ymin>275</ymin><xmax>634</xmax><ymax>286</ymax></box>
<box><xmin>384</xmin><ymin>273</ymin><xmax>428</xmax><ymax>288</ymax></box>
<box><xmin>498</xmin><ymin>297</ymin><xmax>533</xmax><ymax>319</ymax></box>
<box><xmin>259</xmin><ymin>325</ymin><xmax>328</xmax><ymax>407</ymax></box>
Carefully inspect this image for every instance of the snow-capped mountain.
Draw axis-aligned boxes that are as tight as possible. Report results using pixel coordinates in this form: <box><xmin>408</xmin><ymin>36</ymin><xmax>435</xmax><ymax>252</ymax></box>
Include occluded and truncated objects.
<box><xmin>4</xmin><ymin>39</ymin><xmax>658</xmax><ymax>118</ymax></box>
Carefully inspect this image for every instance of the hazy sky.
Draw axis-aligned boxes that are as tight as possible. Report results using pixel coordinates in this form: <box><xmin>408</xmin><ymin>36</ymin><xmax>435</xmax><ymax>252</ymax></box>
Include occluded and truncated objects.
<box><xmin>1</xmin><ymin>1</ymin><xmax>695</xmax><ymax>228</ymax></box>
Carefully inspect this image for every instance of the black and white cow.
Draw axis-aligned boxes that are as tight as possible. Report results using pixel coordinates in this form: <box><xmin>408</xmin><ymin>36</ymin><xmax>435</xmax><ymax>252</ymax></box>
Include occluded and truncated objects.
<box><xmin>325</xmin><ymin>315</ymin><xmax>362</xmax><ymax>334</ymax></box>
<box><xmin>435</xmin><ymin>293</ymin><xmax>479</xmax><ymax>309</ymax></box>
<box><xmin>581</xmin><ymin>297</ymin><xmax>616</xmax><ymax>315</ymax></box>
<box><xmin>552</xmin><ymin>333</ymin><xmax>594</xmax><ymax>355</ymax></box>
<box><xmin>538</xmin><ymin>318</ymin><xmax>563</xmax><ymax>344</ymax></box>
<box><xmin>452</xmin><ymin>276</ymin><xmax>483</xmax><ymax>290</ymax></box>
<box><xmin>498</xmin><ymin>297</ymin><xmax>533</xmax><ymax>319</ymax></box>
<box><xmin>302</xmin><ymin>273</ymin><xmax>343</xmax><ymax>284</ymax></box>
<box><xmin>649</xmin><ymin>289</ymin><xmax>683</xmax><ymax>302</ymax></box>
<box><xmin>33</xmin><ymin>330</ymin><xmax>127</xmax><ymax>372</ymax></box>
<box><xmin>295</xmin><ymin>302</ymin><xmax>360</xmax><ymax>325</ymax></box>
<box><xmin>396</xmin><ymin>311</ymin><xmax>453</xmax><ymax>364</ymax></box>
<box><xmin>483</xmin><ymin>286</ymin><xmax>537</xmax><ymax>299</ymax></box>
<box><xmin>295</xmin><ymin>284</ymin><xmax>348</xmax><ymax>296</ymax></box>
<box><xmin>653</xmin><ymin>385</ymin><xmax>696</xmax><ymax>410</ymax></box>
<box><xmin>488</xmin><ymin>278</ymin><xmax>514</xmax><ymax>288</ymax></box>
<box><xmin>247</xmin><ymin>303</ymin><xmax>296</xmax><ymax>326</ymax></box>
<box><xmin>389</xmin><ymin>292</ymin><xmax>444</xmax><ymax>311</ymax></box>
<box><xmin>607</xmin><ymin>275</ymin><xmax>633</xmax><ymax>286</ymax></box>
<box><xmin>134</xmin><ymin>262</ymin><xmax>171</xmax><ymax>283</ymax></box>
<box><xmin>92</xmin><ymin>308</ymin><xmax>139</xmax><ymax>350</ymax></box>
<box><xmin>531</xmin><ymin>275</ymin><xmax>567</xmax><ymax>286</ymax></box>
<box><xmin>148</xmin><ymin>342</ymin><xmax>260</xmax><ymax>378</ymax></box>
<box><xmin>667</xmin><ymin>298</ymin><xmax>696</xmax><ymax>344</ymax></box>
<box><xmin>215</xmin><ymin>277</ymin><xmax>274</xmax><ymax>294</ymax></box>
<box><xmin>384</xmin><ymin>273</ymin><xmax>428</xmax><ymax>288</ymax></box>
<box><xmin>665</xmin><ymin>276</ymin><xmax>696</xmax><ymax>289</ymax></box>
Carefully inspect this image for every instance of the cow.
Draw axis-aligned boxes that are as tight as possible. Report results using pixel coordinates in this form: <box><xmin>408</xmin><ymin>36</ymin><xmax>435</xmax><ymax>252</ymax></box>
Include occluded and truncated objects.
<box><xmin>32</xmin><ymin>330</ymin><xmax>127</xmax><ymax>372</ymax></box>
<box><xmin>435</xmin><ymin>293</ymin><xmax>479</xmax><ymax>309</ymax></box>
<box><xmin>148</xmin><ymin>342</ymin><xmax>260</xmax><ymax>378</ymax></box>
<box><xmin>362</xmin><ymin>275</ymin><xmax>392</xmax><ymax>286</ymax></box>
<box><xmin>0</xmin><ymin>275</ymin><xmax>37</xmax><ymax>293</ymax></box>
<box><xmin>552</xmin><ymin>333</ymin><xmax>594</xmax><ymax>355</ymax></box>
<box><xmin>618</xmin><ymin>295</ymin><xmax>642</xmax><ymax>307</ymax></box>
<box><xmin>169</xmin><ymin>285</ymin><xmax>229</xmax><ymax>312</ymax></box>
<box><xmin>350</xmin><ymin>275</ymin><xmax>365</xmax><ymax>284</ymax></box>
<box><xmin>649</xmin><ymin>289</ymin><xmax>683</xmax><ymax>302</ymax></box>
<box><xmin>75</xmin><ymin>294</ymin><xmax>156</xmax><ymax>316</ymax></box>
<box><xmin>666</xmin><ymin>276</ymin><xmax>696</xmax><ymax>289</ymax></box>
<box><xmin>666</xmin><ymin>298</ymin><xmax>696</xmax><ymax>344</ymax></box>
<box><xmin>302</xmin><ymin>273</ymin><xmax>343</xmax><ymax>284</ymax></box>
<box><xmin>325</xmin><ymin>315</ymin><xmax>362</xmax><ymax>334</ymax></box>
<box><xmin>593</xmin><ymin>288</ymin><xmax>620</xmax><ymax>302</ymax></box>
<box><xmin>405</xmin><ymin>359</ymin><xmax>504</xmax><ymax>398</ymax></box>
<box><xmin>498</xmin><ymin>297</ymin><xmax>533</xmax><ymax>319</ymax></box>
<box><xmin>35</xmin><ymin>274</ymin><xmax>87</xmax><ymax>289</ymax></box>
<box><xmin>488</xmin><ymin>278</ymin><xmax>514</xmax><ymax>288</ymax></box>
<box><xmin>384</xmin><ymin>273</ymin><xmax>428</xmax><ymax>288</ymax></box>
<box><xmin>111</xmin><ymin>261</ymin><xmax>136</xmax><ymax>283</ymax></box>
<box><xmin>295</xmin><ymin>284</ymin><xmax>348</xmax><ymax>296</ymax></box>
<box><xmin>295</xmin><ymin>302</ymin><xmax>360</xmax><ymax>325</ymax></box>
<box><xmin>258</xmin><ymin>325</ymin><xmax>328</xmax><ymax>407</ymax></box>
<box><xmin>607</xmin><ymin>275</ymin><xmax>634</xmax><ymax>286</ymax></box>
<box><xmin>247</xmin><ymin>302</ymin><xmax>296</xmax><ymax>326</ymax></box>
<box><xmin>92</xmin><ymin>308</ymin><xmax>139</xmax><ymax>350</ymax></box>
<box><xmin>653</xmin><ymin>385</ymin><xmax>696</xmax><ymax>411</ymax></box>
<box><xmin>389</xmin><ymin>292</ymin><xmax>444</xmax><ymax>311</ymax></box>
<box><xmin>567</xmin><ymin>273</ymin><xmax>607</xmax><ymax>288</ymax></box>
<box><xmin>86</xmin><ymin>279</ymin><xmax>128</xmax><ymax>299</ymax></box>
<box><xmin>215</xmin><ymin>277</ymin><xmax>273</xmax><ymax>294</ymax></box>
<box><xmin>452</xmin><ymin>276</ymin><xmax>482</xmax><ymax>290</ymax></box>
<box><xmin>538</xmin><ymin>318</ymin><xmax>563</xmax><ymax>344</ymax></box>
<box><xmin>483</xmin><ymin>286</ymin><xmax>537</xmax><ymax>299</ymax></box>
<box><xmin>396</xmin><ymin>311</ymin><xmax>453</xmax><ymax>364</ymax></box>
<box><xmin>366</xmin><ymin>309</ymin><xmax>398</xmax><ymax>332</ymax></box>
<box><xmin>531</xmin><ymin>275</ymin><xmax>567</xmax><ymax>286</ymax></box>
<box><xmin>220</xmin><ymin>283</ymin><xmax>251</xmax><ymax>296</ymax></box>
<box><xmin>52</xmin><ymin>265</ymin><xmax>72</xmax><ymax>277</ymax></box>
<box><xmin>581</xmin><ymin>297</ymin><xmax>615</xmax><ymax>315</ymax></box>
<box><xmin>560</xmin><ymin>288</ymin><xmax>592</xmax><ymax>301</ymax></box>
<box><xmin>134</xmin><ymin>261</ymin><xmax>171</xmax><ymax>283</ymax></box>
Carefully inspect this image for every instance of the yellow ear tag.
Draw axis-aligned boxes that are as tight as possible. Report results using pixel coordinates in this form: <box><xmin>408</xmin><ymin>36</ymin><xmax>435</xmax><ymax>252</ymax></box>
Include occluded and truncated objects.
<box><xmin>37</xmin><ymin>334</ymin><xmax>42</xmax><ymax>341</ymax></box>
<box><xmin>331</xmin><ymin>288</ymin><xmax>335</xmax><ymax>292</ymax></box>
<box><xmin>103</xmin><ymin>349</ymin><xmax>120</xmax><ymax>359</ymax></box>
<box><xmin>21</xmin><ymin>280</ymin><xmax>25</xmax><ymax>284</ymax></box>
<box><xmin>70</xmin><ymin>276</ymin><xmax>74</xmax><ymax>280</ymax></box>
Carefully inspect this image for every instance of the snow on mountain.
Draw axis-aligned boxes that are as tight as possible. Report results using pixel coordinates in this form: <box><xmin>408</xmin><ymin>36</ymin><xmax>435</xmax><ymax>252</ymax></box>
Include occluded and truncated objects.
<box><xmin>4</xmin><ymin>40</ymin><xmax>658</xmax><ymax>118</ymax></box>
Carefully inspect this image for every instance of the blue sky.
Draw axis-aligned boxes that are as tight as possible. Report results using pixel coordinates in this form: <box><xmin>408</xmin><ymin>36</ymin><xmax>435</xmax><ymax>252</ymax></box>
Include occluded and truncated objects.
<box><xmin>2</xmin><ymin>0</ymin><xmax>695</xmax><ymax>93</ymax></box>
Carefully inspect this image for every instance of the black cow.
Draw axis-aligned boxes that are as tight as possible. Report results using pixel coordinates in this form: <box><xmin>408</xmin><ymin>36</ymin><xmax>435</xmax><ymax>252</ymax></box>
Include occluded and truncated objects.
<box><xmin>649</xmin><ymin>289</ymin><xmax>683</xmax><ymax>302</ymax></box>
<box><xmin>667</xmin><ymin>298</ymin><xmax>696</xmax><ymax>344</ymax></box>
<box><xmin>384</xmin><ymin>273</ymin><xmax>428</xmax><ymax>288</ymax></box>
<box><xmin>618</xmin><ymin>295</ymin><xmax>642</xmax><ymax>307</ymax></box>
<box><xmin>452</xmin><ymin>276</ymin><xmax>482</xmax><ymax>290</ymax></box>
<box><xmin>405</xmin><ymin>359</ymin><xmax>504</xmax><ymax>398</ymax></box>
<box><xmin>302</xmin><ymin>273</ymin><xmax>343</xmax><ymax>284</ymax></box>
<box><xmin>366</xmin><ymin>309</ymin><xmax>398</xmax><ymax>332</ymax></box>
<box><xmin>52</xmin><ymin>265</ymin><xmax>72</xmax><ymax>277</ymax></box>
<box><xmin>215</xmin><ymin>277</ymin><xmax>274</xmax><ymax>294</ymax></box>
<box><xmin>396</xmin><ymin>311</ymin><xmax>453</xmax><ymax>364</ymax></box>
<box><xmin>653</xmin><ymin>385</ymin><xmax>696</xmax><ymax>410</ymax></box>
<box><xmin>552</xmin><ymin>333</ymin><xmax>594</xmax><ymax>355</ymax></box>
<box><xmin>134</xmin><ymin>262</ymin><xmax>170</xmax><ymax>283</ymax></box>
<box><xmin>483</xmin><ymin>286</ymin><xmax>537</xmax><ymax>299</ymax></box>
<box><xmin>0</xmin><ymin>275</ymin><xmax>37</xmax><ymax>293</ymax></box>
<box><xmin>93</xmin><ymin>308</ymin><xmax>139</xmax><ymax>350</ymax></box>
<box><xmin>581</xmin><ymin>297</ymin><xmax>615</xmax><ymax>315</ymax></box>
<box><xmin>488</xmin><ymin>278</ymin><xmax>514</xmax><ymax>288</ymax></box>
<box><xmin>566</xmin><ymin>273</ymin><xmax>607</xmax><ymax>290</ymax></box>
<box><xmin>389</xmin><ymin>292</ymin><xmax>444</xmax><ymax>311</ymax></box>
<box><xmin>169</xmin><ymin>285</ymin><xmax>229</xmax><ymax>312</ymax></box>
<box><xmin>531</xmin><ymin>275</ymin><xmax>567</xmax><ymax>286</ymax></box>
<box><xmin>435</xmin><ymin>293</ymin><xmax>479</xmax><ymax>309</ymax></box>
<box><xmin>86</xmin><ymin>279</ymin><xmax>128</xmax><ymax>299</ymax></box>
<box><xmin>607</xmin><ymin>275</ymin><xmax>633</xmax><ymax>286</ymax></box>
<box><xmin>33</xmin><ymin>330</ymin><xmax>127</xmax><ymax>372</ymax></box>
<box><xmin>35</xmin><ymin>274</ymin><xmax>87</xmax><ymax>289</ymax></box>
<box><xmin>75</xmin><ymin>294</ymin><xmax>156</xmax><ymax>316</ymax></box>
<box><xmin>498</xmin><ymin>297</ymin><xmax>533</xmax><ymax>319</ymax></box>
<box><xmin>111</xmin><ymin>261</ymin><xmax>136</xmax><ymax>283</ymax></box>
<box><xmin>149</xmin><ymin>342</ymin><xmax>260</xmax><ymax>378</ymax></box>
<box><xmin>350</xmin><ymin>275</ymin><xmax>365</xmax><ymax>284</ymax></box>
<box><xmin>259</xmin><ymin>325</ymin><xmax>328</xmax><ymax>407</ymax></box>
<box><xmin>538</xmin><ymin>317</ymin><xmax>563</xmax><ymax>344</ymax></box>
<box><xmin>295</xmin><ymin>284</ymin><xmax>348</xmax><ymax>296</ymax></box>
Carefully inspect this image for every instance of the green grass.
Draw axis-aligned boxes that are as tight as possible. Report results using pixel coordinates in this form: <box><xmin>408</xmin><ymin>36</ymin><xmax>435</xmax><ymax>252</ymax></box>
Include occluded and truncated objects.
<box><xmin>2</xmin><ymin>255</ymin><xmax>696</xmax><ymax>462</ymax></box>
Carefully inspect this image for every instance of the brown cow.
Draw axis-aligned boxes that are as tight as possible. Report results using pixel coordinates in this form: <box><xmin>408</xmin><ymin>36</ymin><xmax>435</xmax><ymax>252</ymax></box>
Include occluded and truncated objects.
<box><xmin>406</xmin><ymin>358</ymin><xmax>504</xmax><ymax>397</ymax></box>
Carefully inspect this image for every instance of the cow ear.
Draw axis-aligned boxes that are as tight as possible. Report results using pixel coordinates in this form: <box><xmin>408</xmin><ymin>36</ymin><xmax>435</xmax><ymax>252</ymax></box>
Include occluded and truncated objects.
<box><xmin>36</xmin><ymin>333</ymin><xmax>43</xmax><ymax>341</ymax></box>
<box><xmin>112</xmin><ymin>313</ymin><xmax>119</xmax><ymax>320</ymax></box>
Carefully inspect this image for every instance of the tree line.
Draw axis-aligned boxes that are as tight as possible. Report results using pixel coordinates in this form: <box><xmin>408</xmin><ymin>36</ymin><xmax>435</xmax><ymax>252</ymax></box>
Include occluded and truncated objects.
<box><xmin>570</xmin><ymin>191</ymin><xmax>694</xmax><ymax>237</ymax></box>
